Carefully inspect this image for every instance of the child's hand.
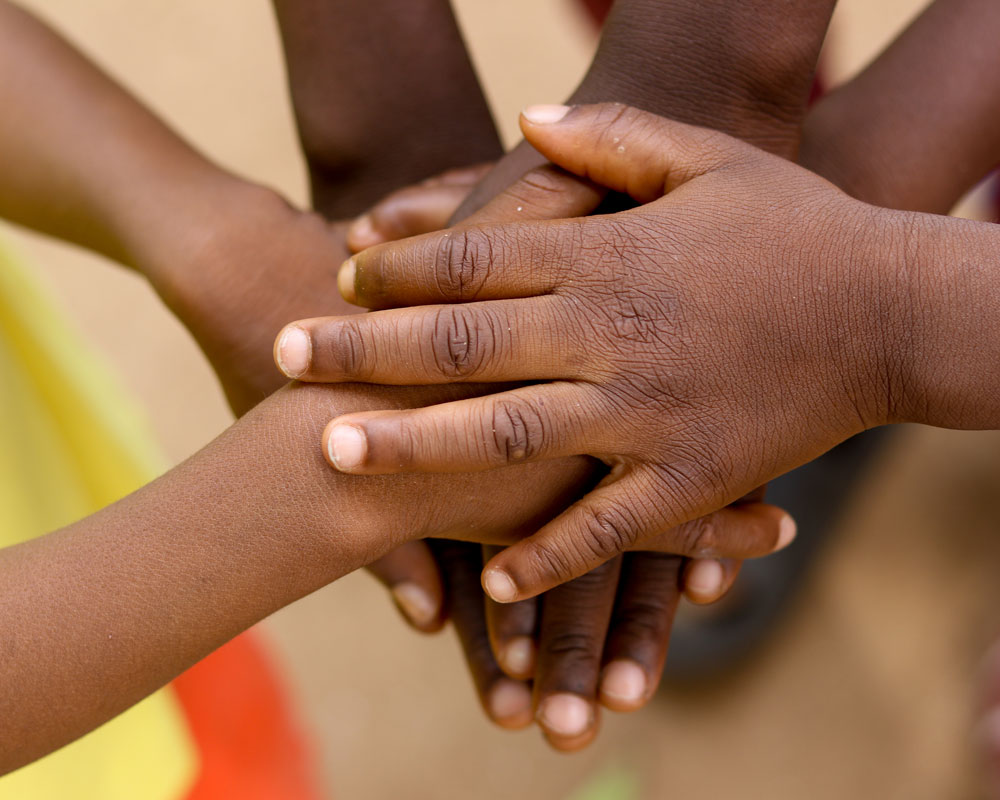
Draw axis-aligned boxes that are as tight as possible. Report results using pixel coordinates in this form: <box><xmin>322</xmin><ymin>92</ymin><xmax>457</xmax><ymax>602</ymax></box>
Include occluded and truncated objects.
<box><xmin>144</xmin><ymin>169</ymin><xmax>489</xmax><ymax>418</ymax></box>
<box><xmin>279</xmin><ymin>104</ymin><xmax>901</xmax><ymax>602</ymax></box>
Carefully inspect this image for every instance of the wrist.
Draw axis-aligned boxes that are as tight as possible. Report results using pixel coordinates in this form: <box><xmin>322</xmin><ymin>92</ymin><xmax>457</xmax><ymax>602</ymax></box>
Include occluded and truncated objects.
<box><xmin>574</xmin><ymin>0</ymin><xmax>834</xmax><ymax>158</ymax></box>
<box><xmin>885</xmin><ymin>215</ymin><xmax>1000</xmax><ymax>429</ymax></box>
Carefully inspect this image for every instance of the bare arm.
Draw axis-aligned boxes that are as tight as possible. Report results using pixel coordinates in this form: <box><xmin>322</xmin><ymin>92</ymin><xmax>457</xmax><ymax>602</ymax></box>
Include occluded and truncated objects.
<box><xmin>0</xmin><ymin>381</ymin><xmax>591</xmax><ymax>775</ymax></box>
<box><xmin>455</xmin><ymin>0</ymin><xmax>838</xmax><ymax>215</ymax></box>
<box><xmin>272</xmin><ymin>0</ymin><xmax>502</xmax><ymax>217</ymax></box>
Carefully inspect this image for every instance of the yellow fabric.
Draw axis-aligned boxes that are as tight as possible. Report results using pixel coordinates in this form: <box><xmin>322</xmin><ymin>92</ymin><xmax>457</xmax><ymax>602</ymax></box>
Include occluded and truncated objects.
<box><xmin>0</xmin><ymin>240</ymin><xmax>197</xmax><ymax>800</ymax></box>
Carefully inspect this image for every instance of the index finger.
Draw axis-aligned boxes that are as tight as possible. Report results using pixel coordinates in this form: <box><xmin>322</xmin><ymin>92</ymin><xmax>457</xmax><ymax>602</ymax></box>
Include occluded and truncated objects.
<box><xmin>339</xmin><ymin>216</ymin><xmax>584</xmax><ymax>310</ymax></box>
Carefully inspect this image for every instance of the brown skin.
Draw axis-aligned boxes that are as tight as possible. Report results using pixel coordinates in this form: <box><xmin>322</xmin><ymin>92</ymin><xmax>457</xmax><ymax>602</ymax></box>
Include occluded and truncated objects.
<box><xmin>296</xmin><ymin>103</ymin><xmax>1000</xmax><ymax>604</ymax></box>
<box><xmin>0</xmin><ymin>4</ymin><xmax>784</xmax><ymax>765</ymax></box>
<box><xmin>281</xmin><ymin>0</ymin><xmax>838</xmax><ymax>750</ymax></box>
<box><xmin>274</xmin><ymin>0</ymin><xmax>822</xmax><ymax>750</ymax></box>
<box><xmin>453</xmin><ymin>0</ymin><xmax>838</xmax><ymax>219</ymax></box>
<box><xmin>333</xmin><ymin>0</ymin><xmax>1000</xmax><ymax>747</ymax></box>
<box><xmin>0</xmin><ymin>381</ymin><xmax>595</xmax><ymax>776</ymax></box>
<box><xmin>272</xmin><ymin>0</ymin><xmax>501</xmax><ymax>217</ymax></box>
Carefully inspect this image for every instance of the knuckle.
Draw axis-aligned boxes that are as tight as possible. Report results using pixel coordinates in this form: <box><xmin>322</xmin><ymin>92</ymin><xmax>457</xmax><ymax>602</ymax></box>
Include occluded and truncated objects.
<box><xmin>522</xmin><ymin>538</ymin><xmax>577</xmax><ymax>587</ymax></box>
<box><xmin>576</xmin><ymin>505</ymin><xmax>638</xmax><ymax>562</ymax></box>
<box><xmin>427</xmin><ymin>306</ymin><xmax>493</xmax><ymax>378</ymax></box>
<box><xmin>433</xmin><ymin>228</ymin><xmax>493</xmax><ymax>301</ymax></box>
<box><xmin>326</xmin><ymin>320</ymin><xmax>370</xmax><ymax>378</ymax></box>
<box><xmin>543</xmin><ymin>630</ymin><xmax>601</xmax><ymax>665</ymax></box>
<box><xmin>677</xmin><ymin>515</ymin><xmax>720</xmax><ymax>557</ymax></box>
<box><xmin>613</xmin><ymin>601</ymin><xmax>670</xmax><ymax>642</ymax></box>
<box><xmin>486</xmin><ymin>397</ymin><xmax>547</xmax><ymax>464</ymax></box>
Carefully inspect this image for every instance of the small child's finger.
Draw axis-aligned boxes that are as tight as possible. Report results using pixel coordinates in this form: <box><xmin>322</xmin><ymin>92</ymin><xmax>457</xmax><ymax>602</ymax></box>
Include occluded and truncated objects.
<box><xmin>365</xmin><ymin>541</ymin><xmax>446</xmax><ymax>632</ymax></box>
<box><xmin>429</xmin><ymin>540</ymin><xmax>534</xmax><ymax>730</ymax></box>
<box><xmin>599</xmin><ymin>553</ymin><xmax>682</xmax><ymax>713</ymax></box>
<box><xmin>483</xmin><ymin>547</ymin><xmax>538</xmax><ymax>680</ymax></box>
<box><xmin>347</xmin><ymin>163</ymin><xmax>494</xmax><ymax>253</ymax></box>
<box><xmin>682</xmin><ymin>558</ymin><xmax>743</xmax><ymax>605</ymax></box>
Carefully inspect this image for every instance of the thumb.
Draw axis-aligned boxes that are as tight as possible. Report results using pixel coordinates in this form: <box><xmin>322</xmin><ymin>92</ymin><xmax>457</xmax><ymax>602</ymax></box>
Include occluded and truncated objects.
<box><xmin>519</xmin><ymin>103</ymin><xmax>737</xmax><ymax>203</ymax></box>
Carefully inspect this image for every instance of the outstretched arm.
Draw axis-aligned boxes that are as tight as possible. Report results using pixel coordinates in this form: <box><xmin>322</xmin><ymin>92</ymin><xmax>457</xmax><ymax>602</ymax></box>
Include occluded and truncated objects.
<box><xmin>0</xmin><ymin>381</ymin><xmax>592</xmax><ymax>775</ymax></box>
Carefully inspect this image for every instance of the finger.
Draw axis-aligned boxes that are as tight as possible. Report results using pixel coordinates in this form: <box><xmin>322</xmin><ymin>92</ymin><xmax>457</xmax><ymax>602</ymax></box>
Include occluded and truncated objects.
<box><xmin>533</xmin><ymin>557</ymin><xmax>622</xmax><ymax>751</ymax></box>
<box><xmin>682</xmin><ymin>557</ymin><xmax>743</xmax><ymax>605</ymax></box>
<box><xmin>599</xmin><ymin>553</ymin><xmax>682</xmax><ymax>712</ymax></box>
<box><xmin>460</xmin><ymin>164</ymin><xmax>605</xmax><ymax>227</ymax></box>
<box><xmin>482</xmin><ymin>545</ymin><xmax>539</xmax><ymax>680</ymax></box>
<box><xmin>348</xmin><ymin>164</ymin><xmax>493</xmax><ymax>252</ymax></box>
<box><xmin>519</xmin><ymin>103</ymin><xmax>738</xmax><ymax>202</ymax></box>
<box><xmin>429</xmin><ymin>540</ymin><xmax>533</xmax><ymax>729</ymax></box>
<box><xmin>483</xmin><ymin>473</ymin><xmax>796</xmax><ymax>603</ymax></box>
<box><xmin>275</xmin><ymin>297</ymin><xmax>568</xmax><ymax>384</ymax></box>
<box><xmin>337</xmin><ymin>215</ymin><xmax>581</xmax><ymax>309</ymax></box>
<box><xmin>320</xmin><ymin>382</ymin><xmax>599</xmax><ymax>475</ymax></box>
<box><xmin>365</xmin><ymin>541</ymin><xmax>445</xmax><ymax>632</ymax></box>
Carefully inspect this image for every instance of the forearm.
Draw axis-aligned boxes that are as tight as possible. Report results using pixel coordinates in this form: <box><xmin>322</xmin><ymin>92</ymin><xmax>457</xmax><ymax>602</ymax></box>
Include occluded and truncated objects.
<box><xmin>0</xmin><ymin>2</ymin><xmax>234</xmax><ymax>271</ymax></box>
<box><xmin>572</xmin><ymin>0</ymin><xmax>837</xmax><ymax>153</ymax></box>
<box><xmin>802</xmin><ymin>0</ymin><xmax>1000</xmax><ymax>214</ymax></box>
<box><xmin>273</xmin><ymin>0</ymin><xmax>501</xmax><ymax>216</ymax></box>
<box><xmin>456</xmin><ymin>0</ymin><xmax>836</xmax><ymax>216</ymax></box>
<box><xmin>0</xmin><ymin>381</ymin><xmax>591</xmax><ymax>773</ymax></box>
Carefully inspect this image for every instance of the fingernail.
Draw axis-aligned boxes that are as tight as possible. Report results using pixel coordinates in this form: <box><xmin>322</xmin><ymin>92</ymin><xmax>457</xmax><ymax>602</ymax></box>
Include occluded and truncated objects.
<box><xmin>483</xmin><ymin>568</ymin><xmax>517</xmax><ymax>603</ymax></box>
<box><xmin>499</xmin><ymin>636</ymin><xmax>535</xmax><ymax>677</ymax></box>
<box><xmin>338</xmin><ymin>257</ymin><xmax>357</xmax><ymax>303</ymax></box>
<box><xmin>600</xmin><ymin>660</ymin><xmax>648</xmax><ymax>707</ymax></box>
<box><xmin>522</xmin><ymin>104</ymin><xmax>571</xmax><ymax>125</ymax></box>
<box><xmin>274</xmin><ymin>325</ymin><xmax>311</xmax><ymax>378</ymax></box>
<box><xmin>686</xmin><ymin>559</ymin><xmax>724</xmax><ymax>600</ymax></box>
<box><xmin>348</xmin><ymin>215</ymin><xmax>379</xmax><ymax>250</ymax></box>
<box><xmin>327</xmin><ymin>424</ymin><xmax>367</xmax><ymax>471</ymax></box>
<box><xmin>391</xmin><ymin>582</ymin><xmax>438</xmax><ymax>627</ymax></box>
<box><xmin>537</xmin><ymin>694</ymin><xmax>592</xmax><ymax>737</ymax></box>
<box><xmin>488</xmin><ymin>679</ymin><xmax>532</xmax><ymax>725</ymax></box>
<box><xmin>777</xmin><ymin>514</ymin><xmax>797</xmax><ymax>550</ymax></box>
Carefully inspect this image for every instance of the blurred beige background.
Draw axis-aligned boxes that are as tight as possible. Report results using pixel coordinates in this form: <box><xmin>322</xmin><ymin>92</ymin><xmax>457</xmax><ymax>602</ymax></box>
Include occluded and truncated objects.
<box><xmin>5</xmin><ymin>1</ymin><xmax>1000</xmax><ymax>798</ymax></box>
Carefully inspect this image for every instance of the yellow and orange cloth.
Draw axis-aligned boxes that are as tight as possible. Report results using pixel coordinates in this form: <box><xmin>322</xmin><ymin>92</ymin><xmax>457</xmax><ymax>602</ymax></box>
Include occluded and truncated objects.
<box><xmin>0</xmin><ymin>240</ymin><xmax>322</xmax><ymax>800</ymax></box>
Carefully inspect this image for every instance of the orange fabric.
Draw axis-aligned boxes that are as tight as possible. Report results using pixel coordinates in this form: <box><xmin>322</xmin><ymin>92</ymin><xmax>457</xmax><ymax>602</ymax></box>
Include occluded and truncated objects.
<box><xmin>172</xmin><ymin>632</ymin><xmax>326</xmax><ymax>800</ymax></box>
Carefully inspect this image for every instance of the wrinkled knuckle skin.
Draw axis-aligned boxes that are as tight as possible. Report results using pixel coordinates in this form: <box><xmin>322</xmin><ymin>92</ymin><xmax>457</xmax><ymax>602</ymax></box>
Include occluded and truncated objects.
<box><xmin>543</xmin><ymin>631</ymin><xmax>601</xmax><ymax>668</ymax></box>
<box><xmin>523</xmin><ymin>539</ymin><xmax>577</xmax><ymax>588</ymax></box>
<box><xmin>487</xmin><ymin>398</ymin><xmax>546</xmax><ymax>464</ymax></box>
<box><xmin>434</xmin><ymin>228</ymin><xmax>492</xmax><ymax>301</ymax></box>
<box><xmin>678</xmin><ymin>516</ymin><xmax>719</xmax><ymax>558</ymax></box>
<box><xmin>328</xmin><ymin>320</ymin><xmax>370</xmax><ymax>379</ymax></box>
<box><xmin>428</xmin><ymin>306</ymin><xmax>491</xmax><ymax>379</ymax></box>
<box><xmin>613</xmin><ymin>602</ymin><xmax>671</xmax><ymax>646</ymax></box>
<box><xmin>577</xmin><ymin>506</ymin><xmax>638</xmax><ymax>563</ymax></box>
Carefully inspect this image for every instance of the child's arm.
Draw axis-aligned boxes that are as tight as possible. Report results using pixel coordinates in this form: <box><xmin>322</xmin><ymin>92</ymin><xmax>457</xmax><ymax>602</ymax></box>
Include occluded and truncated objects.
<box><xmin>272</xmin><ymin>0</ymin><xmax>502</xmax><ymax>217</ymax></box>
<box><xmin>453</xmin><ymin>0</ymin><xmax>837</xmax><ymax>216</ymax></box>
<box><xmin>0</xmin><ymin>381</ymin><xmax>593</xmax><ymax>775</ymax></box>
<box><xmin>801</xmin><ymin>0</ymin><xmax>1000</xmax><ymax>215</ymax></box>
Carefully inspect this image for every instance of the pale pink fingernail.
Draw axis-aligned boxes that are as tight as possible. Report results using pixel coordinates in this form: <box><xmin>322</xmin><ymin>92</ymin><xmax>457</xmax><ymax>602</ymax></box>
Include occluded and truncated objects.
<box><xmin>327</xmin><ymin>424</ymin><xmax>367</xmax><ymax>471</ymax></box>
<box><xmin>348</xmin><ymin>215</ymin><xmax>380</xmax><ymax>250</ymax></box>
<box><xmin>275</xmin><ymin>325</ymin><xmax>311</xmax><ymax>378</ymax></box>
<box><xmin>391</xmin><ymin>582</ymin><xmax>438</xmax><ymax>627</ymax></box>
<box><xmin>600</xmin><ymin>660</ymin><xmax>647</xmax><ymax>707</ymax></box>
<box><xmin>500</xmin><ymin>636</ymin><xmax>535</xmax><ymax>677</ymax></box>
<box><xmin>537</xmin><ymin>694</ymin><xmax>592</xmax><ymax>737</ymax></box>
<box><xmin>777</xmin><ymin>514</ymin><xmax>797</xmax><ymax>550</ymax></box>
<box><xmin>488</xmin><ymin>679</ymin><xmax>532</xmax><ymax>723</ymax></box>
<box><xmin>686</xmin><ymin>559</ymin><xmax>724</xmax><ymax>600</ymax></box>
<box><xmin>483</xmin><ymin>568</ymin><xmax>517</xmax><ymax>603</ymax></box>
<box><xmin>521</xmin><ymin>104</ymin><xmax>571</xmax><ymax>125</ymax></box>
